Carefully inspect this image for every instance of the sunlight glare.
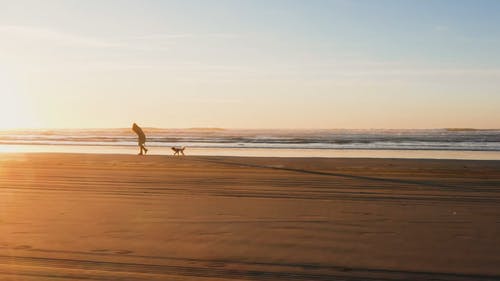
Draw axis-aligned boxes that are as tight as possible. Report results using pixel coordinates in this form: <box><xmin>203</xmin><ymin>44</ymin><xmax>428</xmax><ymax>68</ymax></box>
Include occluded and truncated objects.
<box><xmin>0</xmin><ymin>68</ymin><xmax>35</xmax><ymax>130</ymax></box>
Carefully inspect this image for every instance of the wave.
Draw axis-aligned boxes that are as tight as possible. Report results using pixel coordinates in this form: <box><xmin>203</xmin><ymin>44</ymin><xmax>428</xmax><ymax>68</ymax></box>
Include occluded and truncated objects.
<box><xmin>1</xmin><ymin>128</ymin><xmax>499</xmax><ymax>151</ymax></box>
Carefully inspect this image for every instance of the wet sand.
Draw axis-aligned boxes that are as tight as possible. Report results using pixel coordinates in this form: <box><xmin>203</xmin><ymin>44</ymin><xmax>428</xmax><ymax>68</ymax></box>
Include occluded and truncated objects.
<box><xmin>3</xmin><ymin>144</ymin><xmax>500</xmax><ymax>160</ymax></box>
<box><xmin>1</xmin><ymin>153</ymin><xmax>499</xmax><ymax>280</ymax></box>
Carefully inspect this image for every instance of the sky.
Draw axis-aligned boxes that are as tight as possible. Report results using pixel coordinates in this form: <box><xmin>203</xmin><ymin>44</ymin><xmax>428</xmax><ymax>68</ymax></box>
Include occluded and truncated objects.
<box><xmin>0</xmin><ymin>0</ymin><xmax>499</xmax><ymax>129</ymax></box>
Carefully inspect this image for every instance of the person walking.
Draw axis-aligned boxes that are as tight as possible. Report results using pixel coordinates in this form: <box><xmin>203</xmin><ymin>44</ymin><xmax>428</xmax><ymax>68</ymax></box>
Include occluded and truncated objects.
<box><xmin>132</xmin><ymin>123</ymin><xmax>148</xmax><ymax>155</ymax></box>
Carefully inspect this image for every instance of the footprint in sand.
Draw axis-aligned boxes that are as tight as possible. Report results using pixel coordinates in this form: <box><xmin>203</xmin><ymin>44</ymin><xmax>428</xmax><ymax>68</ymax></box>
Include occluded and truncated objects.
<box><xmin>91</xmin><ymin>249</ymin><xmax>133</xmax><ymax>255</ymax></box>
<box><xmin>208</xmin><ymin>261</ymin><xmax>226</xmax><ymax>268</ymax></box>
<box><xmin>115</xmin><ymin>250</ymin><xmax>133</xmax><ymax>255</ymax></box>
<box><xmin>14</xmin><ymin>245</ymin><xmax>32</xmax><ymax>250</ymax></box>
<box><xmin>91</xmin><ymin>249</ymin><xmax>110</xmax><ymax>253</ymax></box>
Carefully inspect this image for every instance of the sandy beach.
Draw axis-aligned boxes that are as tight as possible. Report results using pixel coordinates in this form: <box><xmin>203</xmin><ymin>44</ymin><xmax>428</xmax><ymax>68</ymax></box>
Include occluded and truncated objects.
<box><xmin>1</xmin><ymin>153</ymin><xmax>499</xmax><ymax>280</ymax></box>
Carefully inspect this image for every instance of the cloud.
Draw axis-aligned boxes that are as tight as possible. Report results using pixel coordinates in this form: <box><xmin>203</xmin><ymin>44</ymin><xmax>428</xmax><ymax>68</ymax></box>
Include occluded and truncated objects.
<box><xmin>181</xmin><ymin>97</ymin><xmax>242</xmax><ymax>104</ymax></box>
<box><xmin>132</xmin><ymin>32</ymin><xmax>239</xmax><ymax>40</ymax></box>
<box><xmin>0</xmin><ymin>25</ymin><xmax>239</xmax><ymax>54</ymax></box>
<box><xmin>0</xmin><ymin>25</ymin><xmax>122</xmax><ymax>48</ymax></box>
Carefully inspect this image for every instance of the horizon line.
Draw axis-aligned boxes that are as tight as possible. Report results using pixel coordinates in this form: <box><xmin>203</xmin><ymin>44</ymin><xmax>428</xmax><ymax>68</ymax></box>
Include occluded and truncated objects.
<box><xmin>0</xmin><ymin>127</ymin><xmax>499</xmax><ymax>131</ymax></box>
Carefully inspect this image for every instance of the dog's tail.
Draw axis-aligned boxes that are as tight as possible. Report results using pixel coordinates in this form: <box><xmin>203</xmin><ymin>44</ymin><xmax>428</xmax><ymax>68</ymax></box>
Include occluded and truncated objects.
<box><xmin>181</xmin><ymin>146</ymin><xmax>186</xmax><ymax>151</ymax></box>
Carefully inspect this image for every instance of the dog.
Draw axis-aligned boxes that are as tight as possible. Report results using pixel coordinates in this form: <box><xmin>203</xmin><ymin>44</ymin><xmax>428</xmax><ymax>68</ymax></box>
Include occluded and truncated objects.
<box><xmin>171</xmin><ymin>146</ymin><xmax>186</xmax><ymax>156</ymax></box>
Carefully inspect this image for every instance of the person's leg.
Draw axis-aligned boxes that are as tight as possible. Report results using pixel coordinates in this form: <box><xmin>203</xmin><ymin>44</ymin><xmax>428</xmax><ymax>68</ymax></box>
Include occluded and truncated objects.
<box><xmin>138</xmin><ymin>142</ymin><xmax>143</xmax><ymax>155</ymax></box>
<box><xmin>139</xmin><ymin>136</ymin><xmax>147</xmax><ymax>155</ymax></box>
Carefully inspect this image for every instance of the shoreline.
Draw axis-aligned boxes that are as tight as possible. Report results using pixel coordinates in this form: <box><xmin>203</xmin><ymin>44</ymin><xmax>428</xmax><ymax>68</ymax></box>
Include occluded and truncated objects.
<box><xmin>2</xmin><ymin>151</ymin><xmax>500</xmax><ymax>163</ymax></box>
<box><xmin>1</xmin><ymin>144</ymin><xmax>500</xmax><ymax>160</ymax></box>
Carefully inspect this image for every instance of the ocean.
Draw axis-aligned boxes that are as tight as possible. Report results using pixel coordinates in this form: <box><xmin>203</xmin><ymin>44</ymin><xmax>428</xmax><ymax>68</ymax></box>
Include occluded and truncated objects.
<box><xmin>1</xmin><ymin>128</ymin><xmax>500</xmax><ymax>159</ymax></box>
